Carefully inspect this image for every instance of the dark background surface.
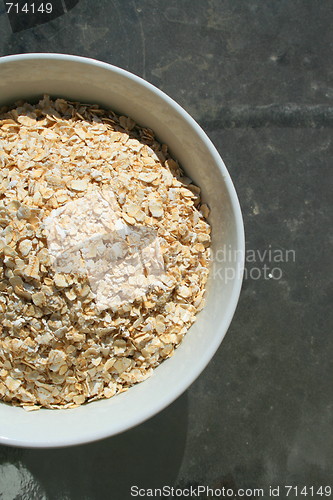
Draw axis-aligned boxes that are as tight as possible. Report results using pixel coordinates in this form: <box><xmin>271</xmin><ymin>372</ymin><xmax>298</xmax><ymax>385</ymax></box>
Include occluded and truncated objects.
<box><xmin>0</xmin><ymin>1</ymin><xmax>332</xmax><ymax>499</ymax></box>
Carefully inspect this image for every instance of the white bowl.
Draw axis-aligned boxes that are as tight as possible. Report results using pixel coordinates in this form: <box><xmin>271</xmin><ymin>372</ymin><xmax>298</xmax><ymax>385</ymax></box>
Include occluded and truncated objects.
<box><xmin>0</xmin><ymin>53</ymin><xmax>244</xmax><ymax>448</ymax></box>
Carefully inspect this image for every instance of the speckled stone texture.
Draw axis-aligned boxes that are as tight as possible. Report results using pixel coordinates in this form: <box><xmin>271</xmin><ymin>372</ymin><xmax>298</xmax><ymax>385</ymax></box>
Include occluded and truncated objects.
<box><xmin>0</xmin><ymin>1</ymin><xmax>332</xmax><ymax>499</ymax></box>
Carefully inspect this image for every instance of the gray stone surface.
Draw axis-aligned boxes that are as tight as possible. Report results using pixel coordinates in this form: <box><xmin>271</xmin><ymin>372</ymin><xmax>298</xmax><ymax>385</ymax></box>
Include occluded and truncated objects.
<box><xmin>0</xmin><ymin>1</ymin><xmax>332</xmax><ymax>499</ymax></box>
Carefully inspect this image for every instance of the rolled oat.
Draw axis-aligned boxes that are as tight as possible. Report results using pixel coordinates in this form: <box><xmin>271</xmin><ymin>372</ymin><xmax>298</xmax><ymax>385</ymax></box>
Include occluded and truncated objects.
<box><xmin>0</xmin><ymin>96</ymin><xmax>211</xmax><ymax>410</ymax></box>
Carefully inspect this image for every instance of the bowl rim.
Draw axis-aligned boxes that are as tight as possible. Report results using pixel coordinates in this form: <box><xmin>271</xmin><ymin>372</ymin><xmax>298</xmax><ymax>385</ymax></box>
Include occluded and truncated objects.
<box><xmin>0</xmin><ymin>53</ymin><xmax>245</xmax><ymax>448</ymax></box>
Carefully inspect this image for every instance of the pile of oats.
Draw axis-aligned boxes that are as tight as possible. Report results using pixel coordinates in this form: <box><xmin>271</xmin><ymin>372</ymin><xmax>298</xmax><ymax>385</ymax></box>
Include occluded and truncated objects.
<box><xmin>0</xmin><ymin>95</ymin><xmax>210</xmax><ymax>410</ymax></box>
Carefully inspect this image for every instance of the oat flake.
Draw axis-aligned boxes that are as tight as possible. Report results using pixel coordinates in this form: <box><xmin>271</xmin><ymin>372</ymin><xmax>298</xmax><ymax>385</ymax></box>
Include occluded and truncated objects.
<box><xmin>0</xmin><ymin>96</ymin><xmax>211</xmax><ymax>409</ymax></box>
